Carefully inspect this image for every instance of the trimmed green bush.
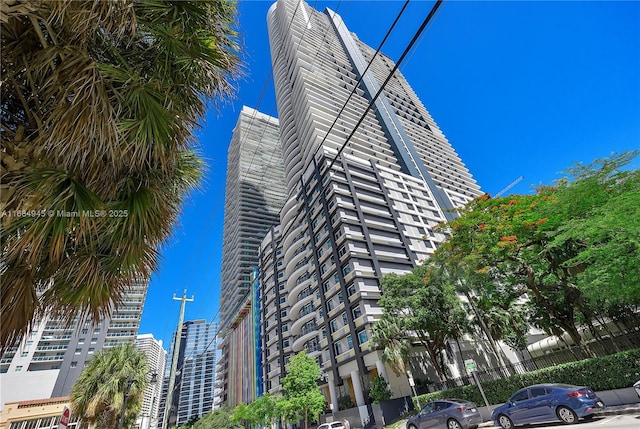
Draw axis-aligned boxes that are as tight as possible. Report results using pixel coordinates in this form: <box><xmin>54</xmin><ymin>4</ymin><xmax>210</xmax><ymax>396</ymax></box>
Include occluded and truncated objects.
<box><xmin>414</xmin><ymin>348</ymin><xmax>640</xmax><ymax>407</ymax></box>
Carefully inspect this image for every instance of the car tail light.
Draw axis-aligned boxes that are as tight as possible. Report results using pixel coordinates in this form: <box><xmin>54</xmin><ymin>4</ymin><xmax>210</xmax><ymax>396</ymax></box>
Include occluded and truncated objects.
<box><xmin>457</xmin><ymin>406</ymin><xmax>465</xmax><ymax>412</ymax></box>
<box><xmin>567</xmin><ymin>391</ymin><xmax>586</xmax><ymax>398</ymax></box>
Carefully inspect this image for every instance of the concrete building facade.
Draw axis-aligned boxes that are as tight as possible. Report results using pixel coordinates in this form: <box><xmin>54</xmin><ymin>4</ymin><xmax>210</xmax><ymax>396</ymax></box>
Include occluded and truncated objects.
<box><xmin>135</xmin><ymin>334</ymin><xmax>167</xmax><ymax>429</ymax></box>
<box><xmin>255</xmin><ymin>0</ymin><xmax>484</xmax><ymax>424</ymax></box>
<box><xmin>0</xmin><ymin>281</ymin><xmax>148</xmax><ymax>409</ymax></box>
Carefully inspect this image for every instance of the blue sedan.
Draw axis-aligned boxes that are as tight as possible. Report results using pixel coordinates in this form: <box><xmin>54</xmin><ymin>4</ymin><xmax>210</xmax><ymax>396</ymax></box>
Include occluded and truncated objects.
<box><xmin>491</xmin><ymin>384</ymin><xmax>605</xmax><ymax>428</ymax></box>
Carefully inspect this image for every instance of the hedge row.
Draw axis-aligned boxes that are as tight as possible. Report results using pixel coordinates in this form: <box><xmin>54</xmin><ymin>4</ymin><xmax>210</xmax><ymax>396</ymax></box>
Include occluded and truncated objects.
<box><xmin>413</xmin><ymin>348</ymin><xmax>640</xmax><ymax>407</ymax></box>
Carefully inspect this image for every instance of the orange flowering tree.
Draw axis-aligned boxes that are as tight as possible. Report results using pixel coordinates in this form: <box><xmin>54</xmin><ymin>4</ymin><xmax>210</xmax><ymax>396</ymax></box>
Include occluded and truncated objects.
<box><xmin>432</xmin><ymin>151</ymin><xmax>639</xmax><ymax>357</ymax></box>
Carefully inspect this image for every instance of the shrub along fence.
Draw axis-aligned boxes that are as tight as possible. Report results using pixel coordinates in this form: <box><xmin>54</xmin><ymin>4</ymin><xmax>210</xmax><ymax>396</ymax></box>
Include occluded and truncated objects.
<box><xmin>413</xmin><ymin>348</ymin><xmax>640</xmax><ymax>408</ymax></box>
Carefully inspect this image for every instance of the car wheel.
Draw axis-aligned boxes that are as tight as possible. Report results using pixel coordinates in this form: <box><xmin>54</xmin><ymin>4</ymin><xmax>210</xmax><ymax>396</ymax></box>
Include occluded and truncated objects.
<box><xmin>556</xmin><ymin>406</ymin><xmax>578</xmax><ymax>424</ymax></box>
<box><xmin>407</xmin><ymin>425</ymin><xmax>418</xmax><ymax>429</ymax></box>
<box><xmin>498</xmin><ymin>414</ymin><xmax>514</xmax><ymax>429</ymax></box>
<box><xmin>447</xmin><ymin>419</ymin><xmax>462</xmax><ymax>429</ymax></box>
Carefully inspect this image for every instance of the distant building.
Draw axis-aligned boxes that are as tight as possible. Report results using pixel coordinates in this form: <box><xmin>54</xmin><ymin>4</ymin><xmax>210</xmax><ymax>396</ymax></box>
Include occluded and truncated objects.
<box><xmin>0</xmin><ymin>280</ymin><xmax>148</xmax><ymax>409</ymax></box>
<box><xmin>135</xmin><ymin>334</ymin><xmax>167</xmax><ymax>429</ymax></box>
<box><xmin>217</xmin><ymin>106</ymin><xmax>287</xmax><ymax>407</ymax></box>
<box><xmin>0</xmin><ymin>397</ymin><xmax>80</xmax><ymax>429</ymax></box>
<box><xmin>159</xmin><ymin>320</ymin><xmax>219</xmax><ymax>428</ymax></box>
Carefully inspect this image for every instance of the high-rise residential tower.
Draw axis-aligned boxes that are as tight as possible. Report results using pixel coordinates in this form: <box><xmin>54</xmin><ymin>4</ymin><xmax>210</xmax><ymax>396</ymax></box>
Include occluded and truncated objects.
<box><xmin>256</xmin><ymin>0</ymin><xmax>483</xmax><ymax>424</ymax></box>
<box><xmin>135</xmin><ymin>334</ymin><xmax>167</xmax><ymax>429</ymax></box>
<box><xmin>0</xmin><ymin>280</ymin><xmax>148</xmax><ymax>409</ymax></box>
<box><xmin>218</xmin><ymin>107</ymin><xmax>288</xmax><ymax>330</ymax></box>
<box><xmin>159</xmin><ymin>320</ymin><xmax>219</xmax><ymax>428</ymax></box>
<box><xmin>217</xmin><ymin>107</ymin><xmax>287</xmax><ymax>407</ymax></box>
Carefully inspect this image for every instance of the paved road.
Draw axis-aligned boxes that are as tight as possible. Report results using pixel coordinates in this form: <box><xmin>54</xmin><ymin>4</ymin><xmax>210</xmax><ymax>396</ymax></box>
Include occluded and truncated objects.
<box><xmin>481</xmin><ymin>414</ymin><xmax>640</xmax><ymax>429</ymax></box>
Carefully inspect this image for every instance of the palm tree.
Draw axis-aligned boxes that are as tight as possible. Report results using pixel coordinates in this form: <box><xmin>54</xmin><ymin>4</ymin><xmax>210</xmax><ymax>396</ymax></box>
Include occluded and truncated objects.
<box><xmin>370</xmin><ymin>316</ymin><xmax>412</xmax><ymax>377</ymax></box>
<box><xmin>1</xmin><ymin>0</ymin><xmax>242</xmax><ymax>347</ymax></box>
<box><xmin>70</xmin><ymin>343</ymin><xmax>150</xmax><ymax>429</ymax></box>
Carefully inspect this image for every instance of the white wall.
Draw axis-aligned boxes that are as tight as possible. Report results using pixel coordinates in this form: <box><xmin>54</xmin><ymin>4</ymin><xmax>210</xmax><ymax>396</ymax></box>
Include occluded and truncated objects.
<box><xmin>0</xmin><ymin>369</ymin><xmax>59</xmax><ymax>409</ymax></box>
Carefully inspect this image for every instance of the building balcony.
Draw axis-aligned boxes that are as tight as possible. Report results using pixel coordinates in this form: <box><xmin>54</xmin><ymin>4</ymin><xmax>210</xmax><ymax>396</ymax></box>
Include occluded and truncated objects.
<box><xmin>282</xmin><ymin>222</ymin><xmax>305</xmax><ymax>253</ymax></box>
<box><xmin>285</xmin><ymin>252</ymin><xmax>309</xmax><ymax>279</ymax></box>
<box><xmin>281</xmin><ymin>195</ymin><xmax>299</xmax><ymax>226</ymax></box>
<box><xmin>287</xmin><ymin>271</ymin><xmax>313</xmax><ymax>302</ymax></box>
<box><xmin>267</xmin><ymin>366</ymin><xmax>282</xmax><ymax>380</ymax></box>
<box><xmin>35</xmin><ymin>345</ymin><xmax>68</xmax><ymax>352</ymax></box>
<box><xmin>290</xmin><ymin>311</ymin><xmax>315</xmax><ymax>336</ymax></box>
<box><xmin>335</xmin><ymin>348</ymin><xmax>356</xmax><ymax>364</ymax></box>
<box><xmin>292</xmin><ymin>329</ymin><xmax>319</xmax><ymax>353</ymax></box>
<box><xmin>31</xmin><ymin>355</ymin><xmax>64</xmax><ymax>362</ymax></box>
<box><xmin>289</xmin><ymin>289</ymin><xmax>315</xmax><ymax>321</ymax></box>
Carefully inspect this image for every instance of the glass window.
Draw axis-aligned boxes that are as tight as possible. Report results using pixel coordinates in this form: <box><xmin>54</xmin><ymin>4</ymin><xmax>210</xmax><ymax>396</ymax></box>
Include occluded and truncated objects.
<box><xmin>420</xmin><ymin>403</ymin><xmax>434</xmax><ymax>414</ymax></box>
<box><xmin>352</xmin><ymin>306</ymin><xmax>362</xmax><ymax>319</ymax></box>
<box><xmin>512</xmin><ymin>390</ymin><xmax>529</xmax><ymax>402</ymax></box>
<box><xmin>347</xmin><ymin>284</ymin><xmax>356</xmax><ymax>296</ymax></box>
<box><xmin>530</xmin><ymin>387</ymin><xmax>548</xmax><ymax>398</ymax></box>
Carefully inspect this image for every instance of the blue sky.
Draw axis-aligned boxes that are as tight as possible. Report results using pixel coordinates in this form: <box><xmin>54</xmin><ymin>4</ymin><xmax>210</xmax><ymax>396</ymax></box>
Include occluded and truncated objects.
<box><xmin>138</xmin><ymin>0</ymin><xmax>640</xmax><ymax>349</ymax></box>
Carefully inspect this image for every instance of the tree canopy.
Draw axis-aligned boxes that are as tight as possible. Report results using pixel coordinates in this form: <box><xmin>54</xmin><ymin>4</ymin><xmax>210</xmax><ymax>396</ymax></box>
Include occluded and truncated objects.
<box><xmin>189</xmin><ymin>407</ymin><xmax>243</xmax><ymax>429</ymax></box>
<box><xmin>1</xmin><ymin>0</ymin><xmax>242</xmax><ymax>347</ymax></box>
<box><xmin>280</xmin><ymin>351</ymin><xmax>326</xmax><ymax>429</ymax></box>
<box><xmin>433</xmin><ymin>151</ymin><xmax>639</xmax><ymax>354</ymax></box>
<box><xmin>371</xmin><ymin>151</ymin><xmax>639</xmax><ymax>371</ymax></box>
<box><xmin>70</xmin><ymin>343</ymin><xmax>150</xmax><ymax>429</ymax></box>
<box><xmin>377</xmin><ymin>264</ymin><xmax>468</xmax><ymax>381</ymax></box>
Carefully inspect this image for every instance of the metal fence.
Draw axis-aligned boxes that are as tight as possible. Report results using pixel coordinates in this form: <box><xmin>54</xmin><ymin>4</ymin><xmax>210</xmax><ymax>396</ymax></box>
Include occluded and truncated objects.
<box><xmin>417</xmin><ymin>330</ymin><xmax>640</xmax><ymax>395</ymax></box>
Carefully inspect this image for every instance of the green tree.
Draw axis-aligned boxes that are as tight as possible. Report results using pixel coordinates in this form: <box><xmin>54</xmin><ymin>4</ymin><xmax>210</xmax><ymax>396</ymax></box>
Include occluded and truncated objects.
<box><xmin>1</xmin><ymin>0</ymin><xmax>242</xmax><ymax>346</ymax></box>
<box><xmin>368</xmin><ymin>376</ymin><xmax>393</xmax><ymax>403</ymax></box>
<box><xmin>378</xmin><ymin>264</ymin><xmax>468</xmax><ymax>381</ymax></box>
<box><xmin>70</xmin><ymin>343</ymin><xmax>149</xmax><ymax>429</ymax></box>
<box><xmin>192</xmin><ymin>407</ymin><xmax>243</xmax><ymax>429</ymax></box>
<box><xmin>280</xmin><ymin>351</ymin><xmax>326</xmax><ymax>429</ymax></box>
<box><xmin>433</xmin><ymin>151</ymin><xmax>639</xmax><ymax>355</ymax></box>
<box><xmin>231</xmin><ymin>393</ymin><xmax>283</xmax><ymax>427</ymax></box>
<box><xmin>369</xmin><ymin>316</ymin><xmax>411</xmax><ymax>376</ymax></box>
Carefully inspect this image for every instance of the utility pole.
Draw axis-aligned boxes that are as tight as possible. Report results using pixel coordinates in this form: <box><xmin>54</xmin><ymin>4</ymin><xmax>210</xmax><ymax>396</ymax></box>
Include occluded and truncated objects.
<box><xmin>162</xmin><ymin>290</ymin><xmax>194</xmax><ymax>429</ymax></box>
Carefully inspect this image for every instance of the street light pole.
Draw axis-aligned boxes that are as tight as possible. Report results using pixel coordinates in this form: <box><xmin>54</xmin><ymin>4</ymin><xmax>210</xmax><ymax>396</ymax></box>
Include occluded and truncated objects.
<box><xmin>118</xmin><ymin>378</ymin><xmax>135</xmax><ymax>429</ymax></box>
<box><xmin>118</xmin><ymin>372</ymin><xmax>158</xmax><ymax>429</ymax></box>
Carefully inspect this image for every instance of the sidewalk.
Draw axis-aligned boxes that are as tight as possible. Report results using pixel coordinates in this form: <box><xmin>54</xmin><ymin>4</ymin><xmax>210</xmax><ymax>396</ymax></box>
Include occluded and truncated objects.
<box><xmin>477</xmin><ymin>403</ymin><xmax>640</xmax><ymax>428</ymax></box>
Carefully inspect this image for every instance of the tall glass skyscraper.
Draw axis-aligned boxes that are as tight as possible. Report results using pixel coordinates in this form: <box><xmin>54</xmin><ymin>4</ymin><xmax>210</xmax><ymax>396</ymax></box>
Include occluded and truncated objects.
<box><xmin>255</xmin><ymin>0</ymin><xmax>483</xmax><ymax>424</ymax></box>
<box><xmin>219</xmin><ymin>106</ymin><xmax>287</xmax><ymax>329</ymax></box>
<box><xmin>159</xmin><ymin>320</ymin><xmax>218</xmax><ymax>428</ymax></box>
<box><xmin>217</xmin><ymin>107</ymin><xmax>287</xmax><ymax>407</ymax></box>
